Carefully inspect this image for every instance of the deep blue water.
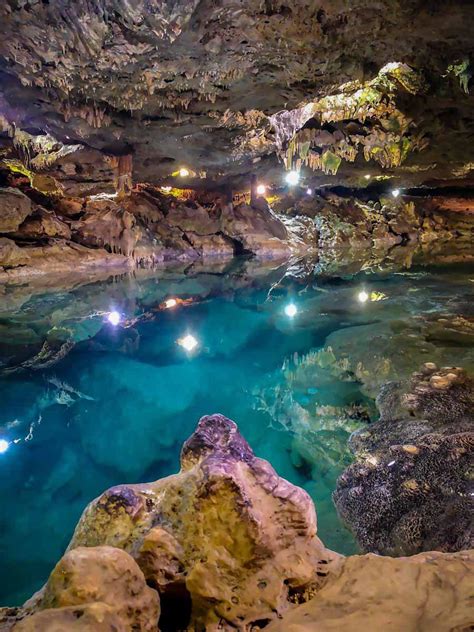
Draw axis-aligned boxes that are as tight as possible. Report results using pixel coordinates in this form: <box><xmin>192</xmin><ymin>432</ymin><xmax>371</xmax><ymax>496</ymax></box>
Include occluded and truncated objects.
<box><xmin>0</xmin><ymin>257</ymin><xmax>473</xmax><ymax>605</ymax></box>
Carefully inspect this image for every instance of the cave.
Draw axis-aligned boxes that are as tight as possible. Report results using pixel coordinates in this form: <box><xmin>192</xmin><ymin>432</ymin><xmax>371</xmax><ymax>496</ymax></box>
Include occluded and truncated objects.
<box><xmin>0</xmin><ymin>2</ymin><xmax>473</xmax><ymax>631</ymax></box>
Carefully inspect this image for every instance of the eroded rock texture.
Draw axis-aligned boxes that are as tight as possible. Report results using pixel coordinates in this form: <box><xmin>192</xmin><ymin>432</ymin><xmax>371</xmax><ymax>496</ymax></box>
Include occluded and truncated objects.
<box><xmin>334</xmin><ymin>365</ymin><xmax>474</xmax><ymax>556</ymax></box>
<box><xmin>266</xmin><ymin>550</ymin><xmax>474</xmax><ymax>632</ymax></box>
<box><xmin>1</xmin><ymin>546</ymin><xmax>159</xmax><ymax>631</ymax></box>
<box><xmin>67</xmin><ymin>414</ymin><xmax>337</xmax><ymax>630</ymax></box>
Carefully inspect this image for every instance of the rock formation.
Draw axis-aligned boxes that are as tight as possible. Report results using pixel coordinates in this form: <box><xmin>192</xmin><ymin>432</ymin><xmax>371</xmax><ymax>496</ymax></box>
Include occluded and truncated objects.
<box><xmin>1</xmin><ymin>414</ymin><xmax>472</xmax><ymax>631</ymax></box>
<box><xmin>334</xmin><ymin>364</ymin><xmax>474</xmax><ymax>556</ymax></box>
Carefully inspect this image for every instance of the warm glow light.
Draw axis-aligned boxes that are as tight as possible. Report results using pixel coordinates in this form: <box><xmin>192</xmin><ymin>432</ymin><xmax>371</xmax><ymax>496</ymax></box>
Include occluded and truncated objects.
<box><xmin>285</xmin><ymin>170</ymin><xmax>300</xmax><ymax>186</ymax></box>
<box><xmin>179</xmin><ymin>167</ymin><xmax>190</xmax><ymax>177</ymax></box>
<box><xmin>165</xmin><ymin>298</ymin><xmax>178</xmax><ymax>309</ymax></box>
<box><xmin>107</xmin><ymin>311</ymin><xmax>121</xmax><ymax>326</ymax></box>
<box><xmin>364</xmin><ymin>174</ymin><xmax>371</xmax><ymax>180</ymax></box>
<box><xmin>357</xmin><ymin>291</ymin><xmax>369</xmax><ymax>303</ymax></box>
<box><xmin>178</xmin><ymin>334</ymin><xmax>198</xmax><ymax>352</ymax></box>
<box><xmin>391</xmin><ymin>188</ymin><xmax>400</xmax><ymax>198</ymax></box>
<box><xmin>284</xmin><ymin>303</ymin><xmax>298</xmax><ymax>317</ymax></box>
<box><xmin>161</xmin><ymin>186</ymin><xmax>172</xmax><ymax>193</ymax></box>
<box><xmin>306</xmin><ymin>188</ymin><xmax>312</xmax><ymax>195</ymax></box>
<box><xmin>0</xmin><ymin>439</ymin><xmax>10</xmax><ymax>454</ymax></box>
<box><xmin>256</xmin><ymin>184</ymin><xmax>266</xmax><ymax>195</ymax></box>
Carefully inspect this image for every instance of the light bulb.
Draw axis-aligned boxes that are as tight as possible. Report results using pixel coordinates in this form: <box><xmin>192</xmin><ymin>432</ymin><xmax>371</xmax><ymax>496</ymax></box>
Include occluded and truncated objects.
<box><xmin>285</xmin><ymin>170</ymin><xmax>300</xmax><ymax>186</ymax></box>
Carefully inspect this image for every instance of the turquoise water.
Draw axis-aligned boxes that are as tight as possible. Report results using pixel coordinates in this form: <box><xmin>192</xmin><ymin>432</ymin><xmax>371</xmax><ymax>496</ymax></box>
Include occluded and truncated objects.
<box><xmin>0</xmin><ymin>257</ymin><xmax>473</xmax><ymax>605</ymax></box>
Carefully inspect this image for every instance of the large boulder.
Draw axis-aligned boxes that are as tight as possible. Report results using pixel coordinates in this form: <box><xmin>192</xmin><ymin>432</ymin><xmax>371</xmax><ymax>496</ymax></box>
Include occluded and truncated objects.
<box><xmin>334</xmin><ymin>364</ymin><xmax>474</xmax><ymax>556</ymax></box>
<box><xmin>265</xmin><ymin>549</ymin><xmax>474</xmax><ymax>632</ymax></box>
<box><xmin>68</xmin><ymin>414</ymin><xmax>337</xmax><ymax>630</ymax></box>
<box><xmin>2</xmin><ymin>546</ymin><xmax>159</xmax><ymax>632</ymax></box>
<box><xmin>0</xmin><ymin>188</ymin><xmax>33</xmax><ymax>233</ymax></box>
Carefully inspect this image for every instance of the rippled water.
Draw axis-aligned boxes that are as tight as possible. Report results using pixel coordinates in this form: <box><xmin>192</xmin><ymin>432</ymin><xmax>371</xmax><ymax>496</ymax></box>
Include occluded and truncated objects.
<box><xmin>0</xmin><ymin>257</ymin><xmax>473</xmax><ymax>605</ymax></box>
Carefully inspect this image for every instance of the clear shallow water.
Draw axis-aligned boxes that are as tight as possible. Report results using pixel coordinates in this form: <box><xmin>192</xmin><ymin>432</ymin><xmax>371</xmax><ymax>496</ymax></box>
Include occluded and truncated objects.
<box><xmin>0</xmin><ymin>257</ymin><xmax>473</xmax><ymax>605</ymax></box>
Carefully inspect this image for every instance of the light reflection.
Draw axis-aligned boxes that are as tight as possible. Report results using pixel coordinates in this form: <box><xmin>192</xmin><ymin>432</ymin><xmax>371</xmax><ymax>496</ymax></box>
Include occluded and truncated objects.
<box><xmin>391</xmin><ymin>188</ymin><xmax>401</xmax><ymax>198</ymax></box>
<box><xmin>357</xmin><ymin>291</ymin><xmax>369</xmax><ymax>303</ymax></box>
<box><xmin>177</xmin><ymin>334</ymin><xmax>199</xmax><ymax>352</ymax></box>
<box><xmin>256</xmin><ymin>184</ymin><xmax>266</xmax><ymax>195</ymax></box>
<box><xmin>161</xmin><ymin>186</ymin><xmax>172</xmax><ymax>193</ymax></box>
<box><xmin>284</xmin><ymin>303</ymin><xmax>298</xmax><ymax>318</ymax></box>
<box><xmin>364</xmin><ymin>174</ymin><xmax>371</xmax><ymax>180</ymax></box>
<box><xmin>165</xmin><ymin>298</ymin><xmax>178</xmax><ymax>309</ymax></box>
<box><xmin>0</xmin><ymin>439</ymin><xmax>10</xmax><ymax>454</ymax></box>
<box><xmin>306</xmin><ymin>188</ymin><xmax>312</xmax><ymax>195</ymax></box>
<box><xmin>179</xmin><ymin>167</ymin><xmax>190</xmax><ymax>177</ymax></box>
<box><xmin>107</xmin><ymin>311</ymin><xmax>121</xmax><ymax>326</ymax></box>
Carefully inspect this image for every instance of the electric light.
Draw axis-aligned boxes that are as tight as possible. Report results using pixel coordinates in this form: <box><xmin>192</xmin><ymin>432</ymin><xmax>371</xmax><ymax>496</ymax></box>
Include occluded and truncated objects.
<box><xmin>179</xmin><ymin>167</ymin><xmax>190</xmax><ymax>177</ymax></box>
<box><xmin>284</xmin><ymin>303</ymin><xmax>298</xmax><ymax>317</ymax></box>
<box><xmin>285</xmin><ymin>170</ymin><xmax>300</xmax><ymax>186</ymax></box>
<box><xmin>256</xmin><ymin>184</ymin><xmax>266</xmax><ymax>195</ymax></box>
<box><xmin>391</xmin><ymin>188</ymin><xmax>400</xmax><ymax>198</ymax></box>
<box><xmin>165</xmin><ymin>298</ymin><xmax>178</xmax><ymax>309</ymax></box>
<box><xmin>306</xmin><ymin>188</ymin><xmax>312</xmax><ymax>195</ymax></box>
<box><xmin>364</xmin><ymin>174</ymin><xmax>371</xmax><ymax>180</ymax></box>
<box><xmin>107</xmin><ymin>311</ymin><xmax>121</xmax><ymax>326</ymax></box>
<box><xmin>178</xmin><ymin>334</ymin><xmax>198</xmax><ymax>352</ymax></box>
<box><xmin>357</xmin><ymin>291</ymin><xmax>369</xmax><ymax>303</ymax></box>
<box><xmin>0</xmin><ymin>439</ymin><xmax>10</xmax><ymax>454</ymax></box>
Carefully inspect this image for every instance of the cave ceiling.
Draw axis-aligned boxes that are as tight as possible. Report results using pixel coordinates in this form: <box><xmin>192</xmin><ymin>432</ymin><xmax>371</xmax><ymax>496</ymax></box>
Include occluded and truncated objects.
<box><xmin>0</xmin><ymin>0</ymin><xmax>473</xmax><ymax>192</ymax></box>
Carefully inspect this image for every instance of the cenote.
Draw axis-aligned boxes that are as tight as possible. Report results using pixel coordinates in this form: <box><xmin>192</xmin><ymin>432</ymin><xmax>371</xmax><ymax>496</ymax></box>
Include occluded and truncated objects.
<box><xmin>1</xmin><ymin>257</ymin><xmax>473</xmax><ymax>606</ymax></box>
<box><xmin>1</xmin><ymin>2</ymin><xmax>474</xmax><ymax>628</ymax></box>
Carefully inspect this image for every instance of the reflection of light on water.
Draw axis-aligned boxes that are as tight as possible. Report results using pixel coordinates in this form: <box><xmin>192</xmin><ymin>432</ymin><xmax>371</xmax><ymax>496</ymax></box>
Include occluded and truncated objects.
<box><xmin>177</xmin><ymin>334</ymin><xmax>198</xmax><ymax>352</ymax></box>
<box><xmin>0</xmin><ymin>439</ymin><xmax>10</xmax><ymax>454</ymax></box>
<box><xmin>107</xmin><ymin>311</ymin><xmax>121</xmax><ymax>326</ymax></box>
<box><xmin>284</xmin><ymin>303</ymin><xmax>298</xmax><ymax>318</ymax></box>
<box><xmin>165</xmin><ymin>298</ymin><xmax>177</xmax><ymax>309</ymax></box>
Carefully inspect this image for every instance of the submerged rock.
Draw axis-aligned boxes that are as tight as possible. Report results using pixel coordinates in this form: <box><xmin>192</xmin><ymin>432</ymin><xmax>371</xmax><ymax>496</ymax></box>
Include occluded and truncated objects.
<box><xmin>334</xmin><ymin>365</ymin><xmax>474</xmax><ymax>556</ymax></box>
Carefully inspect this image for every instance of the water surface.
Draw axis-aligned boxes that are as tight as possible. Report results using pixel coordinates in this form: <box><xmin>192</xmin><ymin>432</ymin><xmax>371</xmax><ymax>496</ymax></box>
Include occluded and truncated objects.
<box><xmin>0</xmin><ymin>256</ymin><xmax>473</xmax><ymax>605</ymax></box>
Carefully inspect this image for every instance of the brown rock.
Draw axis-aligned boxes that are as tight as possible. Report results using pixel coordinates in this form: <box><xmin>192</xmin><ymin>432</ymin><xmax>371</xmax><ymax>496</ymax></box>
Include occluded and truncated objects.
<box><xmin>0</xmin><ymin>188</ymin><xmax>33</xmax><ymax>233</ymax></box>
<box><xmin>14</xmin><ymin>546</ymin><xmax>159</xmax><ymax>632</ymax></box>
<box><xmin>265</xmin><ymin>550</ymin><xmax>474</xmax><ymax>632</ymax></box>
<box><xmin>68</xmin><ymin>414</ymin><xmax>337</xmax><ymax>630</ymax></box>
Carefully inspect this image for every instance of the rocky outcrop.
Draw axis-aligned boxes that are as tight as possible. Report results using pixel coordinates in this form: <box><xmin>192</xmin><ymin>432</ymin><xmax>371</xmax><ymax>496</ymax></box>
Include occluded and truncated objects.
<box><xmin>334</xmin><ymin>365</ymin><xmax>474</xmax><ymax>556</ymax></box>
<box><xmin>1</xmin><ymin>546</ymin><xmax>159</xmax><ymax>631</ymax></box>
<box><xmin>67</xmin><ymin>414</ymin><xmax>337</xmax><ymax>630</ymax></box>
<box><xmin>266</xmin><ymin>549</ymin><xmax>474</xmax><ymax>632</ymax></box>
<box><xmin>0</xmin><ymin>188</ymin><xmax>32</xmax><ymax>233</ymax></box>
<box><xmin>1</xmin><ymin>413</ymin><xmax>473</xmax><ymax>631</ymax></box>
<box><xmin>0</xmin><ymin>187</ymin><xmax>314</xmax><ymax>280</ymax></box>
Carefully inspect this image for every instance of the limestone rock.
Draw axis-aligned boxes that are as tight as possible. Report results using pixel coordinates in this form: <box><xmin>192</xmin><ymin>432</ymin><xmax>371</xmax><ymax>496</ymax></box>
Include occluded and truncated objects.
<box><xmin>265</xmin><ymin>550</ymin><xmax>474</xmax><ymax>632</ymax></box>
<box><xmin>5</xmin><ymin>546</ymin><xmax>159</xmax><ymax>632</ymax></box>
<box><xmin>0</xmin><ymin>188</ymin><xmax>32</xmax><ymax>233</ymax></box>
<box><xmin>334</xmin><ymin>366</ymin><xmax>474</xmax><ymax>556</ymax></box>
<box><xmin>68</xmin><ymin>414</ymin><xmax>338</xmax><ymax>630</ymax></box>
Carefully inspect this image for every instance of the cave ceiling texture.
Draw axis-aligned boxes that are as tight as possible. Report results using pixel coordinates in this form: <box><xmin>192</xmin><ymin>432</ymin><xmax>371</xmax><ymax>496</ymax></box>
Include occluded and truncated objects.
<box><xmin>0</xmin><ymin>0</ymin><xmax>473</xmax><ymax>194</ymax></box>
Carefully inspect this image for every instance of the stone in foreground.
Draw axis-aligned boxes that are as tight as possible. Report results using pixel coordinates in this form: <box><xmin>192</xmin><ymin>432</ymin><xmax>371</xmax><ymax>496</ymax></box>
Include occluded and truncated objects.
<box><xmin>68</xmin><ymin>414</ymin><xmax>336</xmax><ymax>630</ymax></box>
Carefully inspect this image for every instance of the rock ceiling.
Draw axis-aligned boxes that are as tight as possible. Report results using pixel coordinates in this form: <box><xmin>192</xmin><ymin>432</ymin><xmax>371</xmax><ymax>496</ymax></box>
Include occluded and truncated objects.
<box><xmin>0</xmin><ymin>0</ymin><xmax>473</xmax><ymax>191</ymax></box>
